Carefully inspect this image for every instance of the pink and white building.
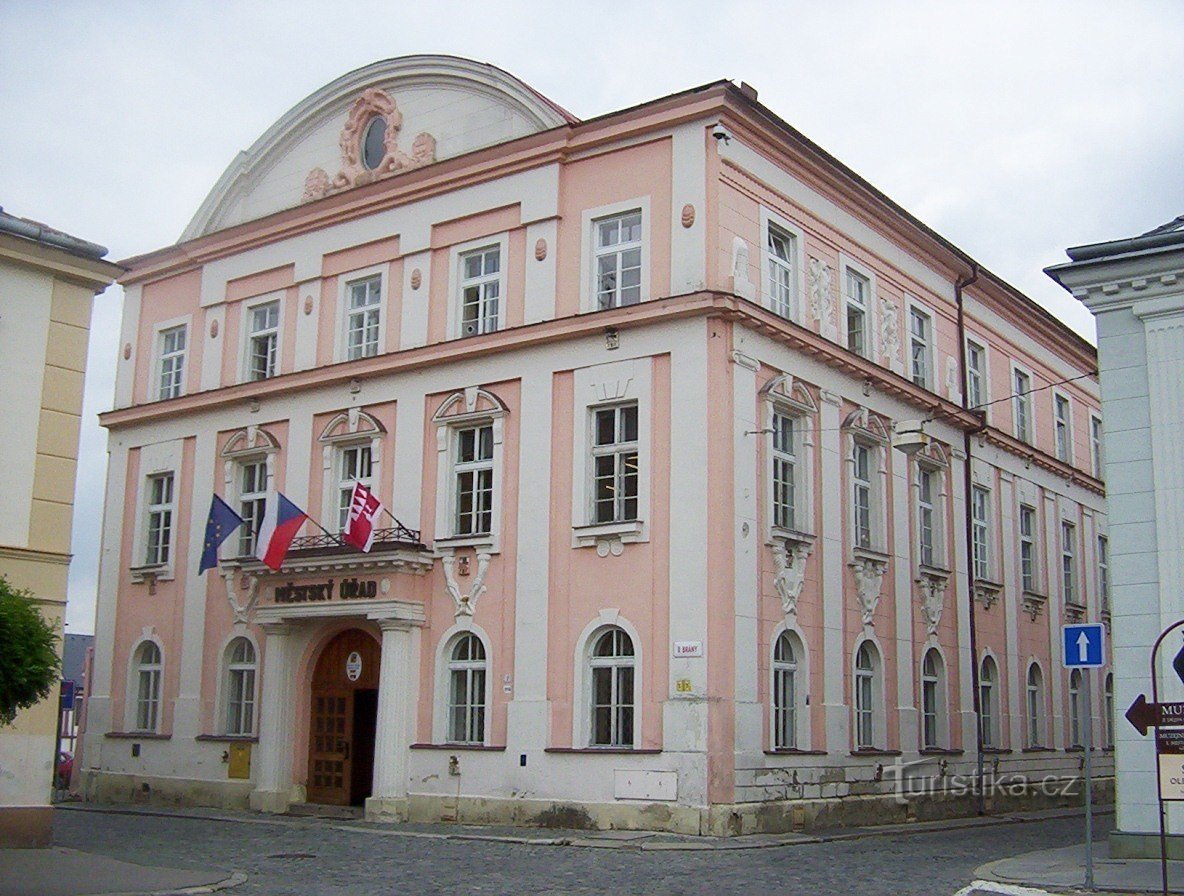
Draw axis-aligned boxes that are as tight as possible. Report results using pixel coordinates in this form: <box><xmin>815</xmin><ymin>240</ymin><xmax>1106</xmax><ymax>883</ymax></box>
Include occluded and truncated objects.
<box><xmin>82</xmin><ymin>56</ymin><xmax>1111</xmax><ymax>834</ymax></box>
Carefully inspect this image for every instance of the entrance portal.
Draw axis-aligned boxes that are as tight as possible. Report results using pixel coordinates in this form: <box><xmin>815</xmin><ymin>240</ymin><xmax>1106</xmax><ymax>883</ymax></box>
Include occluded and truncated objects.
<box><xmin>306</xmin><ymin>628</ymin><xmax>380</xmax><ymax>806</ymax></box>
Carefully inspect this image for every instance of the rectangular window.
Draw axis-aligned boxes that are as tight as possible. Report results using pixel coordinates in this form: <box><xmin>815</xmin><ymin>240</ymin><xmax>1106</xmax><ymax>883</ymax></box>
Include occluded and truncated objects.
<box><xmin>594</xmin><ymin>211</ymin><xmax>642</xmax><ymax>309</ymax></box>
<box><xmin>337</xmin><ymin>445</ymin><xmax>372</xmax><ymax>532</ymax></box>
<box><xmin>1062</xmin><ymin>521</ymin><xmax>1078</xmax><ymax>605</ymax></box>
<box><xmin>917</xmin><ymin>468</ymin><xmax>936</xmax><ymax>567</ymax></box>
<box><xmin>591</xmin><ymin>404</ymin><xmax>639</xmax><ymax>524</ymax></box>
<box><xmin>157</xmin><ymin>325</ymin><xmax>186</xmax><ymax>400</ymax></box>
<box><xmin>1019</xmin><ymin>504</ymin><xmax>1037</xmax><ymax>592</ymax></box>
<box><xmin>909</xmin><ymin>307</ymin><xmax>932</xmax><ymax>390</ymax></box>
<box><xmin>845</xmin><ymin>270</ymin><xmax>869</xmax><ymax>357</ymax></box>
<box><xmin>966</xmin><ymin>340</ymin><xmax>987</xmax><ymax>411</ymax></box>
<box><xmin>980</xmin><ymin>676</ymin><xmax>995</xmax><ymax>749</ymax></box>
<box><xmin>247</xmin><ymin>301</ymin><xmax>279</xmax><ymax>380</ymax></box>
<box><xmin>971</xmin><ymin>486</ymin><xmax>990</xmax><ymax>581</ymax></box>
<box><xmin>1098</xmin><ymin>535</ymin><xmax>1110</xmax><ymax>615</ymax></box>
<box><xmin>145</xmin><ymin>473</ymin><xmax>174</xmax><ymax>566</ymax></box>
<box><xmin>766</xmin><ymin>224</ymin><xmax>796</xmax><ymax>319</ymax></box>
<box><xmin>459</xmin><ymin>245</ymin><xmax>501</xmax><ymax>336</ymax></box>
<box><xmin>1091</xmin><ymin>415</ymin><xmax>1104</xmax><ymax>478</ymax></box>
<box><xmin>345</xmin><ymin>276</ymin><xmax>381</xmax><ymax>360</ymax></box>
<box><xmin>454</xmin><ymin>425</ymin><xmax>494</xmax><ymax>536</ymax></box>
<box><xmin>237</xmin><ymin>460</ymin><xmax>267</xmax><ymax>557</ymax></box>
<box><xmin>855</xmin><ymin>667</ymin><xmax>874</xmax><ymax>749</ymax></box>
<box><xmin>1014</xmin><ymin>369</ymin><xmax>1032</xmax><ymax>443</ymax></box>
<box><xmin>771</xmin><ymin>411</ymin><xmax>797</xmax><ymax>531</ymax></box>
<box><xmin>1054</xmin><ymin>394</ymin><xmax>1071</xmax><ymax>462</ymax></box>
<box><xmin>852</xmin><ymin>443</ymin><xmax>872</xmax><ymax>549</ymax></box>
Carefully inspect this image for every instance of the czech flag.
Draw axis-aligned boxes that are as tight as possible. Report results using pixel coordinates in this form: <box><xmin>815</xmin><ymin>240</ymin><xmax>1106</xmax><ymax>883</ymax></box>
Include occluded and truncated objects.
<box><xmin>255</xmin><ymin>492</ymin><xmax>308</xmax><ymax>571</ymax></box>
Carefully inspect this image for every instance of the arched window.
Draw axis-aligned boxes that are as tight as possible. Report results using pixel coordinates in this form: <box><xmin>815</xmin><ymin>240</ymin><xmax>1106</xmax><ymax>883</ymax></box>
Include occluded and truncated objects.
<box><xmin>772</xmin><ymin>632</ymin><xmax>800</xmax><ymax>749</ymax></box>
<box><xmin>980</xmin><ymin>656</ymin><xmax>999</xmax><ymax>749</ymax></box>
<box><xmin>1104</xmin><ymin>672</ymin><xmax>1114</xmax><ymax>748</ymax></box>
<box><xmin>447</xmin><ymin>634</ymin><xmax>487</xmax><ymax>744</ymax></box>
<box><xmin>134</xmin><ymin>642</ymin><xmax>162</xmax><ymax>732</ymax></box>
<box><xmin>225</xmin><ymin>638</ymin><xmax>256</xmax><ymax>736</ymax></box>
<box><xmin>1069</xmin><ymin>669</ymin><xmax>1083</xmax><ymax>748</ymax></box>
<box><xmin>854</xmin><ymin>642</ymin><xmax>879</xmax><ymax>750</ymax></box>
<box><xmin>921</xmin><ymin>649</ymin><xmax>946</xmax><ymax>749</ymax></box>
<box><xmin>1026</xmin><ymin>662</ymin><xmax>1045</xmax><ymax>748</ymax></box>
<box><xmin>591</xmin><ymin>628</ymin><xmax>634</xmax><ymax>747</ymax></box>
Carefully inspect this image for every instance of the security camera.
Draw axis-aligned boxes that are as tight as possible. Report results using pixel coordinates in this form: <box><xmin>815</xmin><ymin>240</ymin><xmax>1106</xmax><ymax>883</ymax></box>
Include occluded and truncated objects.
<box><xmin>711</xmin><ymin>123</ymin><xmax>732</xmax><ymax>144</ymax></box>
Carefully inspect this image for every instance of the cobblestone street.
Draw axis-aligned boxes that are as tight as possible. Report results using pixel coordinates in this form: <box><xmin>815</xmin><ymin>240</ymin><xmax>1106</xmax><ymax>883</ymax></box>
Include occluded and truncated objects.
<box><xmin>48</xmin><ymin>806</ymin><xmax>1112</xmax><ymax>896</ymax></box>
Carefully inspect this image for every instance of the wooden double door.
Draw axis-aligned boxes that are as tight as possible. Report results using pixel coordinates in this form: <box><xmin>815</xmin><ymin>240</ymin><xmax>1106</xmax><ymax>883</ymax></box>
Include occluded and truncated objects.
<box><xmin>306</xmin><ymin>629</ymin><xmax>380</xmax><ymax>806</ymax></box>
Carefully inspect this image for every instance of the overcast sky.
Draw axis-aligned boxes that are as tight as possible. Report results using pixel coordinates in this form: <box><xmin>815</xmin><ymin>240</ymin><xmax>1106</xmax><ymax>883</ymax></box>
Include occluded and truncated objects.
<box><xmin>2</xmin><ymin>1</ymin><xmax>1181</xmax><ymax>634</ymax></box>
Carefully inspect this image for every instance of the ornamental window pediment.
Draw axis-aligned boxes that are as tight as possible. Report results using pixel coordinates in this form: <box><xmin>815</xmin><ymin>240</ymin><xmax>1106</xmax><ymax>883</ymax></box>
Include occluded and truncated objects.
<box><xmin>318</xmin><ymin>408</ymin><xmax>387</xmax><ymax>445</ymax></box>
<box><xmin>758</xmin><ymin>373</ymin><xmax>818</xmax><ymax>416</ymax></box>
<box><xmin>431</xmin><ymin>387</ymin><xmax>509</xmax><ymax>425</ymax></box>
<box><xmin>221</xmin><ymin>425</ymin><xmax>281</xmax><ymax>458</ymax></box>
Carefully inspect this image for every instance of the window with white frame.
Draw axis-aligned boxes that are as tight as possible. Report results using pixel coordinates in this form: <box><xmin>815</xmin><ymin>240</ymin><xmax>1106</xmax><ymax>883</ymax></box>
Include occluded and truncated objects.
<box><xmin>1062</xmin><ymin>520</ymin><xmax>1078</xmax><ymax>606</ymax></box>
<box><xmin>980</xmin><ymin>655</ymin><xmax>999</xmax><ymax>749</ymax></box>
<box><xmin>237</xmin><ymin>459</ymin><xmax>267</xmax><ymax>557</ymax></box>
<box><xmin>134</xmin><ymin>641</ymin><xmax>162</xmax><ymax>732</ymax></box>
<box><xmin>1098</xmin><ymin>535</ymin><xmax>1110</xmax><ymax>615</ymax></box>
<box><xmin>1019</xmin><ymin>504</ymin><xmax>1038</xmax><ymax>592</ymax></box>
<box><xmin>852</xmin><ymin>442</ymin><xmax>874</xmax><ymax>550</ymax></box>
<box><xmin>590</xmin><ymin>627</ymin><xmax>634</xmax><ymax>747</ymax></box>
<box><xmin>337</xmin><ymin>444</ymin><xmax>372</xmax><ymax>532</ymax></box>
<box><xmin>1104</xmin><ymin>672</ymin><xmax>1114</xmax><ymax>748</ymax></box>
<box><xmin>1090</xmin><ymin>415</ymin><xmax>1104</xmax><ymax>478</ymax></box>
<box><xmin>772</xmin><ymin>631</ymin><xmax>801</xmax><ymax>750</ymax></box>
<box><xmin>594</xmin><ymin>211</ymin><xmax>642</xmax><ymax>309</ymax></box>
<box><xmin>345</xmin><ymin>275</ymin><xmax>381</xmax><ymax>360</ymax></box>
<box><xmin>458</xmin><ymin>245</ymin><xmax>501</xmax><ymax>336</ymax></box>
<box><xmin>447</xmin><ymin>634</ymin><xmax>487</xmax><ymax>744</ymax></box>
<box><xmin>772</xmin><ymin>411</ymin><xmax>798</xmax><ymax>531</ymax></box>
<box><xmin>854</xmin><ymin>642</ymin><xmax>880</xmax><ymax>750</ymax></box>
<box><xmin>845</xmin><ymin>269</ymin><xmax>870</xmax><ymax>357</ymax></box>
<box><xmin>1069</xmin><ymin>668</ymin><xmax>1084</xmax><ymax>748</ymax></box>
<box><xmin>971</xmin><ymin>486</ymin><xmax>991</xmax><ymax>581</ymax></box>
<box><xmin>1013</xmin><ymin>369</ymin><xmax>1032</xmax><ymax>443</ymax></box>
<box><xmin>766</xmin><ymin>223</ymin><xmax>796</xmax><ymax>319</ymax></box>
<box><xmin>921</xmin><ymin>649</ymin><xmax>945</xmax><ymax>749</ymax></box>
<box><xmin>909</xmin><ymin>307</ymin><xmax>933</xmax><ymax>390</ymax></box>
<box><xmin>916</xmin><ymin>466</ymin><xmax>938</xmax><ymax>567</ymax></box>
<box><xmin>1054</xmin><ymin>394</ymin><xmax>1072</xmax><ymax>462</ymax></box>
<box><xmin>1026</xmin><ymin>662</ymin><xmax>1045</xmax><ymax>747</ymax></box>
<box><xmin>224</xmin><ymin>638</ymin><xmax>256</xmax><ymax>736</ymax></box>
<box><xmin>966</xmin><ymin>339</ymin><xmax>987</xmax><ymax>411</ymax></box>
<box><xmin>591</xmin><ymin>403</ymin><xmax>639</xmax><ymax>524</ymax></box>
<box><xmin>453</xmin><ymin>424</ymin><xmax>494</xmax><ymax>536</ymax></box>
<box><xmin>247</xmin><ymin>301</ymin><xmax>279</xmax><ymax>381</ymax></box>
<box><xmin>145</xmin><ymin>473</ymin><xmax>174</xmax><ymax>566</ymax></box>
<box><xmin>157</xmin><ymin>325</ymin><xmax>186</xmax><ymax>400</ymax></box>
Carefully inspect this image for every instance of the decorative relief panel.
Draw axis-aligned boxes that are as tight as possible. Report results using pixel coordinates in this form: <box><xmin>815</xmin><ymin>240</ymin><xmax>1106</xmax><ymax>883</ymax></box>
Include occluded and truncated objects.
<box><xmin>809</xmin><ymin>257</ymin><xmax>836</xmax><ymax>339</ymax></box>
<box><xmin>878</xmin><ymin>297</ymin><xmax>900</xmax><ymax>370</ymax></box>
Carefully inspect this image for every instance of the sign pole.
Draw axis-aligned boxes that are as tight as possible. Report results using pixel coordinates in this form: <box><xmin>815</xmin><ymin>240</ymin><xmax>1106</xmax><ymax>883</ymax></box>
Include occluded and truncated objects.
<box><xmin>1083</xmin><ymin>668</ymin><xmax>1094</xmax><ymax>890</ymax></box>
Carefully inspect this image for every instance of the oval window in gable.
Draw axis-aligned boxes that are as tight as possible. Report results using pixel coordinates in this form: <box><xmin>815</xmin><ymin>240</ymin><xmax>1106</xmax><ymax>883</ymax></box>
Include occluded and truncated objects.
<box><xmin>361</xmin><ymin>116</ymin><xmax>387</xmax><ymax>170</ymax></box>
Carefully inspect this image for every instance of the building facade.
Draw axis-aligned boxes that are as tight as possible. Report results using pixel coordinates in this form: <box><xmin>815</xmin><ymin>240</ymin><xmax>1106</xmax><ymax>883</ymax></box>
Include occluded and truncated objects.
<box><xmin>1048</xmin><ymin>216</ymin><xmax>1184</xmax><ymax>857</ymax></box>
<box><xmin>0</xmin><ymin>209</ymin><xmax>120</xmax><ymax>846</ymax></box>
<box><xmin>82</xmin><ymin>56</ymin><xmax>1110</xmax><ymax>834</ymax></box>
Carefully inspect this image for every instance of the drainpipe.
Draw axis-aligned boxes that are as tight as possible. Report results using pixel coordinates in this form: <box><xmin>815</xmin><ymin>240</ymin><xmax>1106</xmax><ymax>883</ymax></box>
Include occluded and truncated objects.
<box><xmin>955</xmin><ymin>263</ymin><xmax>985</xmax><ymax>815</ymax></box>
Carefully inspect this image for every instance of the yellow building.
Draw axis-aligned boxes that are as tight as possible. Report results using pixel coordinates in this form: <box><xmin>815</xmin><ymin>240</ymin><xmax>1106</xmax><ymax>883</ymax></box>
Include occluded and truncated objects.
<box><xmin>0</xmin><ymin>208</ymin><xmax>120</xmax><ymax>847</ymax></box>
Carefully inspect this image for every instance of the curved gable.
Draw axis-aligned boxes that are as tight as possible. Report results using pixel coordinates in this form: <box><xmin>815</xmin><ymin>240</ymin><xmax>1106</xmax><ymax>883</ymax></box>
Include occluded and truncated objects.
<box><xmin>183</xmin><ymin>55</ymin><xmax>574</xmax><ymax>241</ymax></box>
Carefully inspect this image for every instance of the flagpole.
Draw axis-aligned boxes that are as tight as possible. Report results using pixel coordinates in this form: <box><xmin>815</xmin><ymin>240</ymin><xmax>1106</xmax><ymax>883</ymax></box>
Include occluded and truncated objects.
<box><xmin>304</xmin><ymin>514</ymin><xmax>351</xmax><ymax>549</ymax></box>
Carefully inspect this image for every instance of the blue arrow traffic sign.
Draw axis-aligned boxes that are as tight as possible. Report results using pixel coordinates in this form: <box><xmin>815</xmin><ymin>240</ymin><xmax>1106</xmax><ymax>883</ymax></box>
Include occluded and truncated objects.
<box><xmin>1063</xmin><ymin>623</ymin><xmax>1106</xmax><ymax>668</ymax></box>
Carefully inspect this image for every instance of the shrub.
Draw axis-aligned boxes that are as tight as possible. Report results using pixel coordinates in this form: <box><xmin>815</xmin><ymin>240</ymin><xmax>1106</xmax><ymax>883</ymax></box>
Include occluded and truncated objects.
<box><xmin>0</xmin><ymin>576</ymin><xmax>61</xmax><ymax>726</ymax></box>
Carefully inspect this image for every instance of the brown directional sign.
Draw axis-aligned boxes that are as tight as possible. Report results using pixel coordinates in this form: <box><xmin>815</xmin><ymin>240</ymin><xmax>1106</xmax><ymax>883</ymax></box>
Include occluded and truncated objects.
<box><xmin>1158</xmin><ymin>729</ymin><xmax>1184</xmax><ymax>754</ymax></box>
<box><xmin>1125</xmin><ymin>695</ymin><xmax>1184</xmax><ymax>736</ymax></box>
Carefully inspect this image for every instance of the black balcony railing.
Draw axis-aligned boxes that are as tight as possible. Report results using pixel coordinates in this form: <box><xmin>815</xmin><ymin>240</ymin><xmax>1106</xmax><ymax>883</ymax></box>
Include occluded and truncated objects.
<box><xmin>284</xmin><ymin>523</ymin><xmax>427</xmax><ymax>558</ymax></box>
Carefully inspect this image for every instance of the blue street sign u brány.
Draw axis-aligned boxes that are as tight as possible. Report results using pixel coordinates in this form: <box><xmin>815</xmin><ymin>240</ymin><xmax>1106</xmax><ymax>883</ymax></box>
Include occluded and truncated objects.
<box><xmin>1063</xmin><ymin>623</ymin><xmax>1106</xmax><ymax>669</ymax></box>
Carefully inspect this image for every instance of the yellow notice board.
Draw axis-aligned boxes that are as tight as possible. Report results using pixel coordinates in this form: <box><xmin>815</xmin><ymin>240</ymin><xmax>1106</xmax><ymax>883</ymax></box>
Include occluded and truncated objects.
<box><xmin>228</xmin><ymin>742</ymin><xmax>252</xmax><ymax>779</ymax></box>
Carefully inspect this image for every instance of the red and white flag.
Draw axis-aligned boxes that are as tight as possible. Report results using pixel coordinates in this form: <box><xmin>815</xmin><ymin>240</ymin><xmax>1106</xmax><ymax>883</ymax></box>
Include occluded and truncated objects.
<box><xmin>342</xmin><ymin>482</ymin><xmax>383</xmax><ymax>552</ymax></box>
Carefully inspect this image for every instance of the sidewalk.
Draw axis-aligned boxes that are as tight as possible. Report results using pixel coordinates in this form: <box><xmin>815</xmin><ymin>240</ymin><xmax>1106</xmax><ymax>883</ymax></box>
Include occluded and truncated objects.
<box><xmin>980</xmin><ymin>840</ymin><xmax>1184</xmax><ymax>894</ymax></box>
<box><xmin>0</xmin><ymin>845</ymin><xmax>241</xmax><ymax>896</ymax></box>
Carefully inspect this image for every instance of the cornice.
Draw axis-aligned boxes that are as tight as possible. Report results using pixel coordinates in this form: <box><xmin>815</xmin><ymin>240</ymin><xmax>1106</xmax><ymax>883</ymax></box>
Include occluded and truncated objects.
<box><xmin>0</xmin><ymin>234</ymin><xmax>124</xmax><ymax>290</ymax></box>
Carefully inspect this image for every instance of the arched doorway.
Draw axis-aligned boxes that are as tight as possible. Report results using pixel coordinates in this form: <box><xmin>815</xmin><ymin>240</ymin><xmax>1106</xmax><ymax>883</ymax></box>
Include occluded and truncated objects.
<box><xmin>307</xmin><ymin>628</ymin><xmax>380</xmax><ymax>806</ymax></box>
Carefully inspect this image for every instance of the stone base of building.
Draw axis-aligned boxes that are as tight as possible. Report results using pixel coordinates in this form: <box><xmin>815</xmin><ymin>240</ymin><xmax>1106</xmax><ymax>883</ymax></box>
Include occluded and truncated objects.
<box><xmin>81</xmin><ymin>770</ymin><xmax>254</xmax><ymax>811</ymax></box>
<box><xmin>0</xmin><ymin>806</ymin><xmax>53</xmax><ymax>848</ymax></box>
<box><xmin>1109</xmin><ymin>830</ymin><xmax>1184</xmax><ymax>860</ymax></box>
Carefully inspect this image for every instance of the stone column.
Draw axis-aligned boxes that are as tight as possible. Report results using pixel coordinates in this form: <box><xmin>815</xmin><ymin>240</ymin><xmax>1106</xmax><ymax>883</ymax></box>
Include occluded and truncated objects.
<box><xmin>250</xmin><ymin>622</ymin><xmax>296</xmax><ymax>813</ymax></box>
<box><xmin>367</xmin><ymin>619</ymin><xmax>420</xmax><ymax>820</ymax></box>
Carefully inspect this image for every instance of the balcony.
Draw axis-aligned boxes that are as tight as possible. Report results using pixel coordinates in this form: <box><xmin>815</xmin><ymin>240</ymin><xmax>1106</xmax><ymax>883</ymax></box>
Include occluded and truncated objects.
<box><xmin>225</xmin><ymin>524</ymin><xmax>435</xmax><ymax>577</ymax></box>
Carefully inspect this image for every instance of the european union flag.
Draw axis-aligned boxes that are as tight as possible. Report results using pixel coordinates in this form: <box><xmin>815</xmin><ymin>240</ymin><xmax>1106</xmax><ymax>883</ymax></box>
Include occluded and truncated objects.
<box><xmin>199</xmin><ymin>495</ymin><xmax>245</xmax><ymax>574</ymax></box>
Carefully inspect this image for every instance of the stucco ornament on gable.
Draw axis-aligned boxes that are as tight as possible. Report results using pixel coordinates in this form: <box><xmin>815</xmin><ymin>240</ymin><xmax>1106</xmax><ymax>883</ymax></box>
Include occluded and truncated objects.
<box><xmin>849</xmin><ymin>555</ymin><xmax>888</xmax><ymax>626</ymax></box>
<box><xmin>303</xmin><ymin>88</ymin><xmax>438</xmax><ymax>202</ymax></box>
<box><xmin>916</xmin><ymin>571</ymin><xmax>949</xmax><ymax>636</ymax></box>
<box><xmin>809</xmin><ymin>257</ymin><xmax>836</xmax><ymax>339</ymax></box>
<box><xmin>773</xmin><ymin>539</ymin><xmax>812</xmax><ymax>619</ymax></box>
<box><xmin>441</xmin><ymin>552</ymin><xmax>491</xmax><ymax>617</ymax></box>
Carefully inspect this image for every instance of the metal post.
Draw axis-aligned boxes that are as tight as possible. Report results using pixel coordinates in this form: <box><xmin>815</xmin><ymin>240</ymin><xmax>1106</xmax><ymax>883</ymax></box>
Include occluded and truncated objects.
<box><xmin>1083</xmin><ymin>668</ymin><xmax>1094</xmax><ymax>890</ymax></box>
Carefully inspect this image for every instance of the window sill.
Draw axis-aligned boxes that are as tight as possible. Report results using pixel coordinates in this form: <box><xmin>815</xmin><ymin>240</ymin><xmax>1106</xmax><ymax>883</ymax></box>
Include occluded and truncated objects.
<box><xmin>106</xmin><ymin>731</ymin><xmax>171</xmax><ymax>740</ymax></box>
<box><xmin>849</xmin><ymin>749</ymin><xmax>901</xmax><ymax>757</ymax></box>
<box><xmin>918</xmin><ymin>563</ymin><xmax>952</xmax><ymax>579</ymax></box>
<box><xmin>851</xmin><ymin>546</ymin><xmax>890</xmax><ymax>565</ymax></box>
<box><xmin>410</xmin><ymin>743</ymin><xmax>506</xmax><ymax>752</ymax></box>
<box><xmin>981</xmin><ymin>747</ymin><xmax>1012</xmax><ymax>755</ymax></box>
<box><xmin>764</xmin><ymin>748</ymin><xmax>827</xmax><ymax>756</ymax></box>
<box><xmin>544</xmin><ymin>747</ymin><xmax>661</xmax><ymax>755</ymax></box>
<box><xmin>195</xmin><ymin>734</ymin><xmax>258</xmax><ymax>743</ymax></box>
<box><xmin>434</xmin><ymin>534</ymin><xmax>497</xmax><ymax>552</ymax></box>
<box><xmin>573</xmin><ymin>520</ymin><xmax>645</xmax><ymax>548</ymax></box>
<box><xmin>1021</xmin><ymin>746</ymin><xmax>1056</xmax><ymax>753</ymax></box>
<box><xmin>769</xmin><ymin>527</ymin><xmax>815</xmax><ymax>549</ymax></box>
<box><xmin>919</xmin><ymin>748</ymin><xmax>964</xmax><ymax>756</ymax></box>
<box><xmin>129</xmin><ymin>564</ymin><xmax>172</xmax><ymax>586</ymax></box>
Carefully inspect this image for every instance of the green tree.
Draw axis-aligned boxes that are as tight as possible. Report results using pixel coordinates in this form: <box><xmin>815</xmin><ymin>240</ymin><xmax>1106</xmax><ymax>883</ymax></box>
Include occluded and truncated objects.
<box><xmin>0</xmin><ymin>576</ymin><xmax>60</xmax><ymax>726</ymax></box>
